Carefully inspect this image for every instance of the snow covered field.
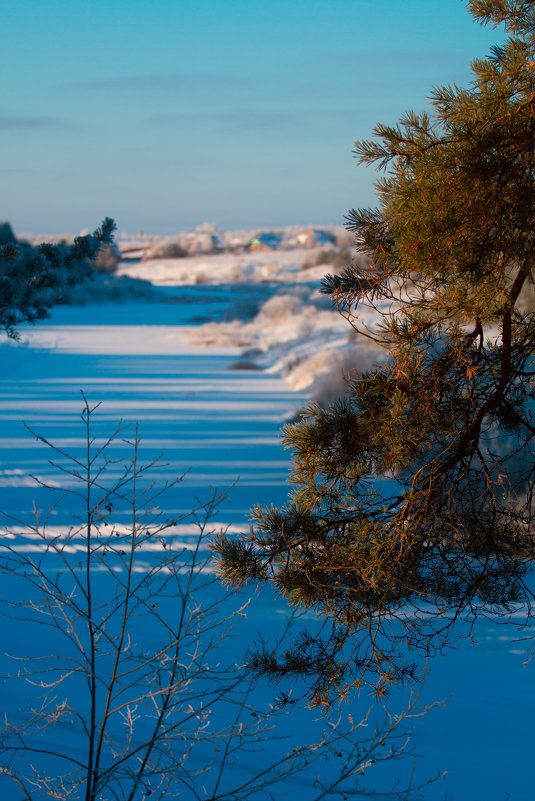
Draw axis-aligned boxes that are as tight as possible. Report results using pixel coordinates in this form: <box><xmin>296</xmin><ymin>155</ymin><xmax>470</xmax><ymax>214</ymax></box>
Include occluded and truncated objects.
<box><xmin>0</xmin><ymin>255</ymin><xmax>533</xmax><ymax>800</ymax></box>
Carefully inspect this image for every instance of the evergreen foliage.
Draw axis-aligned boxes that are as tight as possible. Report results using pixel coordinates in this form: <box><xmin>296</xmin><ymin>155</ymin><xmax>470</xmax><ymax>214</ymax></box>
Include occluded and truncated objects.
<box><xmin>213</xmin><ymin>0</ymin><xmax>535</xmax><ymax>705</ymax></box>
<box><xmin>0</xmin><ymin>218</ymin><xmax>115</xmax><ymax>338</ymax></box>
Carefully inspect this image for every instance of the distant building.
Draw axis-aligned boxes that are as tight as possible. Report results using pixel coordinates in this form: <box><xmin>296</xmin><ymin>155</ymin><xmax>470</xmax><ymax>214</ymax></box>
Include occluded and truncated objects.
<box><xmin>249</xmin><ymin>232</ymin><xmax>282</xmax><ymax>250</ymax></box>
<box><xmin>295</xmin><ymin>228</ymin><xmax>335</xmax><ymax>248</ymax></box>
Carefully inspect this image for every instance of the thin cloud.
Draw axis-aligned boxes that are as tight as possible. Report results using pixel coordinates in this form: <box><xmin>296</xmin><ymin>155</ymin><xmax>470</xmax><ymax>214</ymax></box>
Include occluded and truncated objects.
<box><xmin>0</xmin><ymin>115</ymin><xmax>69</xmax><ymax>132</ymax></box>
<box><xmin>64</xmin><ymin>73</ymin><xmax>246</xmax><ymax>93</ymax></box>
<box><xmin>148</xmin><ymin>109</ymin><xmax>298</xmax><ymax>133</ymax></box>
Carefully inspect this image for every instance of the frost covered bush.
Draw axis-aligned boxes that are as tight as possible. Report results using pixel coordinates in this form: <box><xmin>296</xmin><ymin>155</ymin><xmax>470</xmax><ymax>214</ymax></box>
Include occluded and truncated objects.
<box><xmin>255</xmin><ymin>292</ymin><xmax>303</xmax><ymax>322</ymax></box>
<box><xmin>142</xmin><ymin>235</ymin><xmax>188</xmax><ymax>260</ymax></box>
<box><xmin>301</xmin><ymin>247</ymin><xmax>370</xmax><ymax>274</ymax></box>
<box><xmin>285</xmin><ymin>344</ymin><xmax>380</xmax><ymax>407</ymax></box>
<box><xmin>92</xmin><ymin>242</ymin><xmax>121</xmax><ymax>273</ymax></box>
<box><xmin>141</xmin><ymin>225</ymin><xmax>223</xmax><ymax>261</ymax></box>
<box><xmin>67</xmin><ymin>272</ymin><xmax>160</xmax><ymax>304</ymax></box>
<box><xmin>188</xmin><ymin>281</ymin><xmax>384</xmax><ymax>409</ymax></box>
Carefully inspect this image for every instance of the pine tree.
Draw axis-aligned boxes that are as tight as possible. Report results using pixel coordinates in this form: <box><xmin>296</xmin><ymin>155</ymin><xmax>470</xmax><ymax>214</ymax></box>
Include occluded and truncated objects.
<box><xmin>0</xmin><ymin>218</ymin><xmax>115</xmax><ymax>338</ymax></box>
<box><xmin>213</xmin><ymin>0</ymin><xmax>535</xmax><ymax>705</ymax></box>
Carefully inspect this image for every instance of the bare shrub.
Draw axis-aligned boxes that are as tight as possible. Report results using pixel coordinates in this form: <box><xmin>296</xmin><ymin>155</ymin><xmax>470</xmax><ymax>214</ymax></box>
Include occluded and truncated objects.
<box><xmin>0</xmin><ymin>397</ymin><xmax>443</xmax><ymax>800</ymax></box>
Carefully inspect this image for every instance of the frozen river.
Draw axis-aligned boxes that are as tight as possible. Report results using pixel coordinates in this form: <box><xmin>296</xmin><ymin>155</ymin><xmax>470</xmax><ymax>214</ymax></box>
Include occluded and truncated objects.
<box><xmin>0</xmin><ymin>293</ymin><xmax>533</xmax><ymax>800</ymax></box>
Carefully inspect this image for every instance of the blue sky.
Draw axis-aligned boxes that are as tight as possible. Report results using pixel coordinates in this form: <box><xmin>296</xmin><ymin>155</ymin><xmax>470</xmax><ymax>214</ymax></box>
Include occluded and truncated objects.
<box><xmin>2</xmin><ymin>0</ymin><xmax>503</xmax><ymax>234</ymax></box>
